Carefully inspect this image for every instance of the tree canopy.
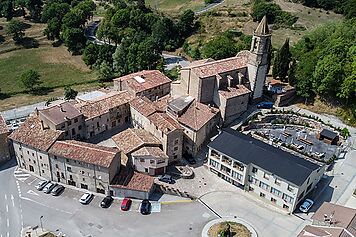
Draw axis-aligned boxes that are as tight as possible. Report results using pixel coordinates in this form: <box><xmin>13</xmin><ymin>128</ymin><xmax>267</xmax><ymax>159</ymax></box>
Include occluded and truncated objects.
<box><xmin>272</xmin><ymin>38</ymin><xmax>291</xmax><ymax>81</ymax></box>
<box><xmin>21</xmin><ymin>69</ymin><xmax>42</xmax><ymax>92</ymax></box>
<box><xmin>5</xmin><ymin>19</ymin><xmax>25</xmax><ymax>43</ymax></box>
<box><xmin>290</xmin><ymin>18</ymin><xmax>356</xmax><ymax>105</ymax></box>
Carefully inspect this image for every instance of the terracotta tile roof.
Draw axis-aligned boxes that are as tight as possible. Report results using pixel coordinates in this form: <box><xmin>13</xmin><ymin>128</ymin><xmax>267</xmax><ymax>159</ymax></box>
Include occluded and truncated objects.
<box><xmin>148</xmin><ymin>112</ymin><xmax>182</xmax><ymax>134</ymax></box>
<box><xmin>312</xmin><ymin>203</ymin><xmax>356</xmax><ymax>231</ymax></box>
<box><xmin>114</xmin><ymin>70</ymin><xmax>171</xmax><ymax>94</ymax></box>
<box><xmin>0</xmin><ymin>115</ymin><xmax>9</xmax><ymax>134</ymax></box>
<box><xmin>189</xmin><ymin>51</ymin><xmax>251</xmax><ymax>78</ymax></box>
<box><xmin>152</xmin><ymin>95</ymin><xmax>170</xmax><ymax>112</ymax></box>
<box><xmin>218</xmin><ymin>85</ymin><xmax>251</xmax><ymax>99</ymax></box>
<box><xmin>39</xmin><ymin>101</ymin><xmax>82</xmax><ymax>125</ymax></box>
<box><xmin>269</xmin><ymin>79</ymin><xmax>283</xmax><ymax>86</ymax></box>
<box><xmin>48</xmin><ymin>140</ymin><xmax>119</xmax><ymax>168</ymax></box>
<box><xmin>112</xmin><ymin>128</ymin><xmax>161</xmax><ymax>155</ymax></box>
<box><xmin>298</xmin><ymin>225</ymin><xmax>345</xmax><ymax>237</ymax></box>
<box><xmin>131</xmin><ymin>146</ymin><xmax>168</xmax><ymax>159</ymax></box>
<box><xmin>8</xmin><ymin>115</ymin><xmax>63</xmax><ymax>151</ymax></box>
<box><xmin>110</xmin><ymin>165</ymin><xmax>154</xmax><ymax>192</ymax></box>
<box><xmin>76</xmin><ymin>91</ymin><xmax>134</xmax><ymax>119</ymax></box>
<box><xmin>187</xmin><ymin>58</ymin><xmax>215</xmax><ymax>67</ymax></box>
<box><xmin>178</xmin><ymin>101</ymin><xmax>219</xmax><ymax>131</ymax></box>
<box><xmin>129</xmin><ymin>97</ymin><xmax>157</xmax><ymax>117</ymax></box>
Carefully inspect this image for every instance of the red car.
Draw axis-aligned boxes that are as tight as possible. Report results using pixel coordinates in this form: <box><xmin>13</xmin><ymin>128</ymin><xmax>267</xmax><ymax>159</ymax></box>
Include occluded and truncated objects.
<box><xmin>121</xmin><ymin>198</ymin><xmax>132</xmax><ymax>211</ymax></box>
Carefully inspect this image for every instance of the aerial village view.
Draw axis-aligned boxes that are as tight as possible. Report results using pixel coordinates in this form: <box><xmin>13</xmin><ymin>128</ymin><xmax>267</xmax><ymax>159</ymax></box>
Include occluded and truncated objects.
<box><xmin>0</xmin><ymin>0</ymin><xmax>355</xmax><ymax>236</ymax></box>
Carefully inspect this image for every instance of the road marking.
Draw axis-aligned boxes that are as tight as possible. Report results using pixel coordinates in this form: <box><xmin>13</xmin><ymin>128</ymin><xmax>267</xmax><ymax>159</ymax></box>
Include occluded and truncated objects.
<box><xmin>11</xmin><ymin>195</ymin><xmax>15</xmax><ymax>207</ymax></box>
<box><xmin>7</xmin><ymin>218</ymin><xmax>9</xmax><ymax>227</ymax></box>
<box><xmin>6</xmin><ymin>232</ymin><xmax>9</xmax><ymax>237</ymax></box>
<box><xmin>4</xmin><ymin>194</ymin><xmax>7</xmax><ymax>200</ymax></box>
<box><xmin>28</xmin><ymin>178</ymin><xmax>37</xmax><ymax>185</ymax></box>
<box><xmin>6</xmin><ymin>204</ymin><xmax>8</xmax><ymax>212</ymax></box>
<box><xmin>20</xmin><ymin>196</ymin><xmax>73</xmax><ymax>215</ymax></box>
<box><xmin>27</xmin><ymin>190</ymin><xmax>39</xmax><ymax>196</ymax></box>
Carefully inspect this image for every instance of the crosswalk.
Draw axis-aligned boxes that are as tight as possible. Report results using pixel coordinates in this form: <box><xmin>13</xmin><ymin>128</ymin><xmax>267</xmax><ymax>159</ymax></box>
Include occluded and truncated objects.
<box><xmin>14</xmin><ymin>169</ymin><xmax>31</xmax><ymax>182</ymax></box>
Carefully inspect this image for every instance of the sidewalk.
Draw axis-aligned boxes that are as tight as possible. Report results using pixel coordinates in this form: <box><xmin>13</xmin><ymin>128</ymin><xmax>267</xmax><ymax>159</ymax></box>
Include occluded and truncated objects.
<box><xmin>22</xmin><ymin>226</ymin><xmax>61</xmax><ymax>237</ymax></box>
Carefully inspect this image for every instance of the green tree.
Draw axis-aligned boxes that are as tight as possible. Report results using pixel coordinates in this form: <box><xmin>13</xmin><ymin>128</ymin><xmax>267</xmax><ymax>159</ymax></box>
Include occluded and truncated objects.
<box><xmin>64</xmin><ymin>86</ymin><xmax>78</xmax><ymax>100</ymax></box>
<box><xmin>0</xmin><ymin>0</ymin><xmax>14</xmax><ymax>21</ymax></box>
<box><xmin>5</xmin><ymin>19</ymin><xmax>25</xmax><ymax>43</ymax></box>
<box><xmin>61</xmin><ymin>27</ymin><xmax>86</xmax><ymax>54</ymax></box>
<box><xmin>272</xmin><ymin>38</ymin><xmax>291</xmax><ymax>81</ymax></box>
<box><xmin>178</xmin><ymin>9</ymin><xmax>195</xmax><ymax>37</ymax></box>
<box><xmin>20</xmin><ymin>70</ymin><xmax>42</xmax><ymax>91</ymax></box>
<box><xmin>82</xmin><ymin>43</ymin><xmax>99</xmax><ymax>67</ymax></box>
<box><xmin>201</xmin><ymin>34</ymin><xmax>237</xmax><ymax>60</ymax></box>
<box><xmin>97</xmin><ymin>61</ymin><xmax>114</xmax><ymax>82</ymax></box>
<box><xmin>42</xmin><ymin>2</ymin><xmax>70</xmax><ymax>40</ymax></box>
<box><xmin>25</xmin><ymin>0</ymin><xmax>43</xmax><ymax>21</ymax></box>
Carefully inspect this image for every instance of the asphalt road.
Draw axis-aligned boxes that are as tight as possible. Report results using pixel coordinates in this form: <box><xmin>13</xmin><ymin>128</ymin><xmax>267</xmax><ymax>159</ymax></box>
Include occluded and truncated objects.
<box><xmin>0</xmin><ymin>160</ymin><xmax>215</xmax><ymax>237</ymax></box>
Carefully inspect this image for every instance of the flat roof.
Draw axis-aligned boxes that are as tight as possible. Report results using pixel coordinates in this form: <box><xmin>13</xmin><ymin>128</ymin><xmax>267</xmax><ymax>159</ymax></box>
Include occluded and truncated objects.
<box><xmin>76</xmin><ymin>91</ymin><xmax>107</xmax><ymax>102</ymax></box>
<box><xmin>320</xmin><ymin>128</ymin><xmax>338</xmax><ymax>140</ymax></box>
<box><xmin>208</xmin><ymin>128</ymin><xmax>322</xmax><ymax>186</ymax></box>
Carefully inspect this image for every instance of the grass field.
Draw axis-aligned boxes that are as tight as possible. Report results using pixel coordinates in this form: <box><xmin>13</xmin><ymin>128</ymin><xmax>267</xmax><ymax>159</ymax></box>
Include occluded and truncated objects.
<box><xmin>146</xmin><ymin>0</ymin><xmax>205</xmax><ymax>14</ymax></box>
<box><xmin>0</xmin><ymin>17</ymin><xmax>98</xmax><ymax>111</ymax></box>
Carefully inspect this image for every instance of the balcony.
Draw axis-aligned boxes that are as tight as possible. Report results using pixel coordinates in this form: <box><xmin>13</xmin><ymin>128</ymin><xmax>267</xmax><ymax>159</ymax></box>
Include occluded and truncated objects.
<box><xmin>233</xmin><ymin>162</ymin><xmax>244</xmax><ymax>171</ymax></box>
<box><xmin>221</xmin><ymin>158</ymin><xmax>232</xmax><ymax>166</ymax></box>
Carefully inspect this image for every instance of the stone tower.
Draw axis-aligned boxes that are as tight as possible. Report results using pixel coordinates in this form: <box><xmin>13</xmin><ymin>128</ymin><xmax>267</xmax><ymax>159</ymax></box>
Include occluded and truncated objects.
<box><xmin>247</xmin><ymin>16</ymin><xmax>271</xmax><ymax>100</ymax></box>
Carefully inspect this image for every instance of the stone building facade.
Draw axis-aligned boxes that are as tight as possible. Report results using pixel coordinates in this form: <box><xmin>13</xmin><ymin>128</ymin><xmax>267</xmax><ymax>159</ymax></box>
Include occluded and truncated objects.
<box><xmin>174</xmin><ymin>16</ymin><xmax>271</xmax><ymax>125</ymax></box>
<box><xmin>48</xmin><ymin>140</ymin><xmax>121</xmax><ymax>194</ymax></box>
<box><xmin>0</xmin><ymin>115</ymin><xmax>11</xmax><ymax>164</ymax></box>
<box><xmin>114</xmin><ymin>70</ymin><xmax>171</xmax><ymax>101</ymax></box>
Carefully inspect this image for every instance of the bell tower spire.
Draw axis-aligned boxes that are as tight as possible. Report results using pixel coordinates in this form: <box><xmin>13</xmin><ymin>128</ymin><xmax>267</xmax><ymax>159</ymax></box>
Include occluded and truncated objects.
<box><xmin>247</xmin><ymin>16</ymin><xmax>271</xmax><ymax>100</ymax></box>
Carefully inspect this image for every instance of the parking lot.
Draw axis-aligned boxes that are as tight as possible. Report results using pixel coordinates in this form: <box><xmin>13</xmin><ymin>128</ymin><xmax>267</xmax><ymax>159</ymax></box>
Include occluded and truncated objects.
<box><xmin>8</xmin><ymin>167</ymin><xmax>214</xmax><ymax>237</ymax></box>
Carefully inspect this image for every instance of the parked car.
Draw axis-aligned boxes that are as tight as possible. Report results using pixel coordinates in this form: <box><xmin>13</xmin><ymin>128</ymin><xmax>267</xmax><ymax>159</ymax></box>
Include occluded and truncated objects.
<box><xmin>184</xmin><ymin>154</ymin><xmax>196</xmax><ymax>165</ymax></box>
<box><xmin>100</xmin><ymin>196</ymin><xmax>113</xmax><ymax>208</ymax></box>
<box><xmin>35</xmin><ymin>180</ymin><xmax>50</xmax><ymax>191</ymax></box>
<box><xmin>51</xmin><ymin>185</ymin><xmax>65</xmax><ymax>196</ymax></box>
<box><xmin>43</xmin><ymin>182</ymin><xmax>57</xmax><ymax>194</ymax></box>
<box><xmin>299</xmin><ymin>199</ymin><xmax>314</xmax><ymax>213</ymax></box>
<box><xmin>79</xmin><ymin>192</ymin><xmax>94</xmax><ymax>204</ymax></box>
<box><xmin>121</xmin><ymin>198</ymin><xmax>132</xmax><ymax>211</ymax></box>
<box><xmin>140</xmin><ymin>199</ymin><xmax>151</xmax><ymax>215</ymax></box>
<box><xmin>257</xmin><ymin>101</ymin><xmax>273</xmax><ymax>109</ymax></box>
<box><xmin>158</xmin><ymin>174</ymin><xmax>174</xmax><ymax>184</ymax></box>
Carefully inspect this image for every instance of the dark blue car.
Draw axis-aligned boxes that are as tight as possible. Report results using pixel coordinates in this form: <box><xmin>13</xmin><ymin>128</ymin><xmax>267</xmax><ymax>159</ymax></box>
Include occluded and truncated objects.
<box><xmin>257</xmin><ymin>102</ymin><xmax>273</xmax><ymax>109</ymax></box>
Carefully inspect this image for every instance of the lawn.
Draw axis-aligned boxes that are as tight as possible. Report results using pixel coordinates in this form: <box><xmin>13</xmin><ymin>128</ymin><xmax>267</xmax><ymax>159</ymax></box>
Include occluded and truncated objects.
<box><xmin>0</xmin><ymin>47</ymin><xmax>96</xmax><ymax>94</ymax></box>
<box><xmin>146</xmin><ymin>0</ymin><xmax>205</xmax><ymax>14</ymax></box>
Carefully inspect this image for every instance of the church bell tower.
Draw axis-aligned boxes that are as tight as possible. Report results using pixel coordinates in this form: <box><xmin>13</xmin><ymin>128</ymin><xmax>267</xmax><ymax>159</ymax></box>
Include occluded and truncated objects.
<box><xmin>247</xmin><ymin>16</ymin><xmax>271</xmax><ymax>100</ymax></box>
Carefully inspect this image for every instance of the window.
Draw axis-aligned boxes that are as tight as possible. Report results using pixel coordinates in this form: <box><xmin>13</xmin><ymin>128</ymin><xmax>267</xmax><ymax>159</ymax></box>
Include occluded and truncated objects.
<box><xmin>32</xmin><ymin>153</ymin><xmax>34</xmax><ymax>156</ymax></box>
<box><xmin>97</xmin><ymin>122</ymin><xmax>100</xmax><ymax>128</ymax></box>
<box><xmin>174</xmin><ymin>146</ymin><xmax>178</xmax><ymax>151</ymax></box>
<box><xmin>74</xmin><ymin>118</ymin><xmax>78</xmax><ymax>123</ymax></box>
<box><xmin>275</xmin><ymin>178</ymin><xmax>281</xmax><ymax>185</ymax></box>
<box><xmin>210</xmin><ymin>159</ymin><xmax>219</xmax><ymax>168</ymax></box>
<box><xmin>260</xmin><ymin>192</ymin><xmax>265</xmax><ymax>198</ymax></box>
<box><xmin>174</xmin><ymin>139</ymin><xmax>179</xmax><ymax>145</ymax></box>
<box><xmin>271</xmin><ymin>197</ymin><xmax>277</xmax><ymax>203</ymax></box>
<box><xmin>270</xmin><ymin>187</ymin><xmax>282</xmax><ymax>197</ymax></box>
<box><xmin>259</xmin><ymin>181</ymin><xmax>269</xmax><ymax>190</ymax></box>
<box><xmin>283</xmin><ymin>204</ymin><xmax>289</xmax><ymax>210</ymax></box>
<box><xmin>232</xmin><ymin>171</ymin><xmax>242</xmax><ymax>181</ymax></box>
<box><xmin>42</xmin><ymin>170</ymin><xmax>44</xmax><ymax>174</ymax></box>
<box><xmin>27</xmin><ymin>151</ymin><xmax>29</xmax><ymax>155</ymax></box>
<box><xmin>282</xmin><ymin>193</ymin><xmax>294</xmax><ymax>204</ymax></box>
<box><xmin>82</xmin><ymin>178</ymin><xmax>85</xmax><ymax>181</ymax></box>
<box><xmin>210</xmin><ymin>149</ymin><xmax>219</xmax><ymax>157</ymax></box>
<box><xmin>67</xmin><ymin>121</ymin><xmax>72</xmax><ymax>126</ymax></box>
<box><xmin>252</xmin><ymin>167</ymin><xmax>258</xmax><ymax>173</ymax></box>
<box><xmin>66</xmin><ymin>159</ymin><xmax>69</xmax><ymax>162</ymax></box>
<box><xmin>150</xmin><ymin>160</ymin><xmax>155</xmax><ymax>164</ymax></box>
<box><xmin>67</xmin><ymin>166</ymin><xmax>72</xmax><ymax>172</ymax></box>
<box><xmin>173</xmin><ymin>155</ymin><xmax>178</xmax><ymax>159</ymax></box>
<box><xmin>263</xmin><ymin>173</ymin><xmax>270</xmax><ymax>180</ymax></box>
<box><xmin>65</xmin><ymin>131</ymin><xmax>69</xmax><ymax>136</ymax></box>
<box><xmin>39</xmin><ymin>156</ymin><xmax>42</xmax><ymax>160</ymax></box>
<box><xmin>61</xmin><ymin>173</ymin><xmax>64</xmax><ymax>178</ymax></box>
<box><xmin>82</xmin><ymin>171</ymin><xmax>85</xmax><ymax>175</ymax></box>
<box><xmin>287</xmin><ymin>185</ymin><xmax>294</xmax><ymax>192</ymax></box>
<box><xmin>248</xmin><ymin>175</ymin><xmax>258</xmax><ymax>185</ymax></box>
<box><xmin>80</xmin><ymin>183</ymin><xmax>88</xmax><ymax>190</ymax></box>
<box><xmin>78</xmin><ymin>125</ymin><xmax>82</xmax><ymax>131</ymax></box>
<box><xmin>140</xmin><ymin>158</ymin><xmax>145</xmax><ymax>162</ymax></box>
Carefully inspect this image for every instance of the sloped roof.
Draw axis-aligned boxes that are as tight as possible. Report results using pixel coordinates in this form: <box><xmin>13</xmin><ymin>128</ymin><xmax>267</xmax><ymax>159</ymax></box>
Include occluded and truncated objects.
<box><xmin>186</xmin><ymin>51</ymin><xmax>251</xmax><ymax>79</ymax></box>
<box><xmin>129</xmin><ymin>97</ymin><xmax>157</xmax><ymax>117</ymax></box>
<box><xmin>148</xmin><ymin>112</ymin><xmax>182</xmax><ymax>134</ymax></box>
<box><xmin>178</xmin><ymin>101</ymin><xmax>219</xmax><ymax>131</ymax></box>
<box><xmin>218</xmin><ymin>85</ymin><xmax>251</xmax><ymax>99</ymax></box>
<box><xmin>76</xmin><ymin>91</ymin><xmax>133</xmax><ymax>119</ymax></box>
<box><xmin>112</xmin><ymin>128</ymin><xmax>161</xmax><ymax>155</ymax></box>
<box><xmin>110</xmin><ymin>165</ymin><xmax>154</xmax><ymax>192</ymax></box>
<box><xmin>208</xmin><ymin>128</ymin><xmax>322</xmax><ymax>186</ymax></box>
<box><xmin>49</xmin><ymin>140</ymin><xmax>119</xmax><ymax>168</ymax></box>
<box><xmin>39</xmin><ymin>101</ymin><xmax>82</xmax><ymax>125</ymax></box>
<box><xmin>8</xmin><ymin>115</ymin><xmax>63</xmax><ymax>151</ymax></box>
<box><xmin>255</xmin><ymin>15</ymin><xmax>270</xmax><ymax>35</ymax></box>
<box><xmin>131</xmin><ymin>146</ymin><xmax>168</xmax><ymax>159</ymax></box>
<box><xmin>114</xmin><ymin>70</ymin><xmax>171</xmax><ymax>93</ymax></box>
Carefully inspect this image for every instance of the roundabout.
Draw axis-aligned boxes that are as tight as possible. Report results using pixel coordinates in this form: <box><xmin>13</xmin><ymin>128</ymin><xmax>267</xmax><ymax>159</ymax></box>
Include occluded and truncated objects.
<box><xmin>202</xmin><ymin>217</ymin><xmax>258</xmax><ymax>237</ymax></box>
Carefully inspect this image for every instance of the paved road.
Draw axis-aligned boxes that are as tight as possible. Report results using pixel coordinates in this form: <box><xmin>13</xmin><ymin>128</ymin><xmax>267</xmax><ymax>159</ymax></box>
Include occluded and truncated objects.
<box><xmin>195</xmin><ymin>0</ymin><xmax>225</xmax><ymax>15</ymax></box>
<box><xmin>0</xmin><ymin>160</ymin><xmax>215</xmax><ymax>237</ymax></box>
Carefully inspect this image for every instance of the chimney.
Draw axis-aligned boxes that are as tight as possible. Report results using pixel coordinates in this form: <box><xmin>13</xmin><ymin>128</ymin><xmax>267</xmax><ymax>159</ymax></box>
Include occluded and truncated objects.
<box><xmin>60</xmin><ymin>105</ymin><xmax>64</xmax><ymax>113</ymax></box>
<box><xmin>40</xmin><ymin>120</ymin><xmax>45</xmax><ymax>130</ymax></box>
<box><xmin>35</xmin><ymin>108</ymin><xmax>39</xmax><ymax>116</ymax></box>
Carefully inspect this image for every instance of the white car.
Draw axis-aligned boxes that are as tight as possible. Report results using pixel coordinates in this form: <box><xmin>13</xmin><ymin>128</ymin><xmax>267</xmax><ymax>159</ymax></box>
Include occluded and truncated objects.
<box><xmin>299</xmin><ymin>199</ymin><xmax>314</xmax><ymax>213</ymax></box>
<box><xmin>79</xmin><ymin>192</ymin><xmax>94</xmax><ymax>204</ymax></box>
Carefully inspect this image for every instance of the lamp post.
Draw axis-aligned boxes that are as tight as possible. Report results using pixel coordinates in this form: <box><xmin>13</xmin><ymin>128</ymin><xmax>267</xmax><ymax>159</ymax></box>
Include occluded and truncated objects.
<box><xmin>39</xmin><ymin>216</ymin><xmax>44</xmax><ymax>231</ymax></box>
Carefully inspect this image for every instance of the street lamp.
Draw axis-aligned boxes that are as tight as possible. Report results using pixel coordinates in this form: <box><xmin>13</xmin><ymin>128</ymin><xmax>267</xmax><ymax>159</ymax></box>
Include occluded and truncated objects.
<box><xmin>40</xmin><ymin>216</ymin><xmax>44</xmax><ymax>231</ymax></box>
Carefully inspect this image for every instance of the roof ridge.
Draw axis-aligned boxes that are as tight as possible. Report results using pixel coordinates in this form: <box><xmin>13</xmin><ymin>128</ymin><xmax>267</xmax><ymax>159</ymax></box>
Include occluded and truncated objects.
<box><xmin>58</xmin><ymin>141</ymin><xmax>117</xmax><ymax>155</ymax></box>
